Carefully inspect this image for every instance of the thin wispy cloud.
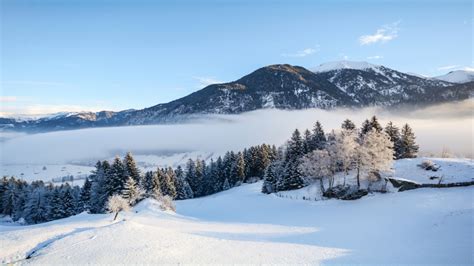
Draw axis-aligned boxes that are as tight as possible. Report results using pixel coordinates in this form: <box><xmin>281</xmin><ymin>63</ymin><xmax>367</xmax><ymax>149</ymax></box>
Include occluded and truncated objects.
<box><xmin>193</xmin><ymin>76</ymin><xmax>224</xmax><ymax>88</ymax></box>
<box><xmin>437</xmin><ymin>65</ymin><xmax>460</xmax><ymax>71</ymax></box>
<box><xmin>367</xmin><ymin>55</ymin><xmax>383</xmax><ymax>60</ymax></box>
<box><xmin>359</xmin><ymin>21</ymin><xmax>400</xmax><ymax>45</ymax></box>
<box><xmin>281</xmin><ymin>46</ymin><xmax>320</xmax><ymax>58</ymax></box>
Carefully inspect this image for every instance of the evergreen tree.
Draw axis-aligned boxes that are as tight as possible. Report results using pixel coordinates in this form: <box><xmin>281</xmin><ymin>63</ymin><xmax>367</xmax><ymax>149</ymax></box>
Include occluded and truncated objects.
<box><xmin>303</xmin><ymin>129</ymin><xmax>312</xmax><ymax>154</ymax></box>
<box><xmin>281</xmin><ymin>129</ymin><xmax>305</xmax><ymax>190</ymax></box>
<box><xmin>262</xmin><ymin>161</ymin><xmax>279</xmax><ymax>194</ymax></box>
<box><xmin>141</xmin><ymin>171</ymin><xmax>154</xmax><ymax>195</ymax></box>
<box><xmin>122</xmin><ymin>176</ymin><xmax>139</xmax><ymax>204</ymax></box>
<box><xmin>62</xmin><ymin>186</ymin><xmax>76</xmax><ymax>217</ymax></box>
<box><xmin>222</xmin><ymin>178</ymin><xmax>230</xmax><ymax>191</ymax></box>
<box><xmin>162</xmin><ymin>167</ymin><xmax>177</xmax><ymax>199</ymax></box>
<box><xmin>1</xmin><ymin>177</ymin><xmax>16</xmax><ymax>216</ymax></box>
<box><xmin>360</xmin><ymin>119</ymin><xmax>372</xmax><ymax>138</ymax></box>
<box><xmin>80</xmin><ymin>177</ymin><xmax>92</xmax><ymax>211</ymax></box>
<box><xmin>24</xmin><ymin>187</ymin><xmax>49</xmax><ymax>224</ymax></box>
<box><xmin>185</xmin><ymin>159</ymin><xmax>197</xmax><ymax>196</ymax></box>
<box><xmin>399</xmin><ymin>123</ymin><xmax>419</xmax><ymax>158</ymax></box>
<box><xmin>311</xmin><ymin>121</ymin><xmax>327</xmax><ymax>150</ymax></box>
<box><xmin>49</xmin><ymin>188</ymin><xmax>65</xmax><ymax>220</ymax></box>
<box><xmin>123</xmin><ymin>152</ymin><xmax>141</xmax><ymax>183</ymax></box>
<box><xmin>175</xmin><ymin>166</ymin><xmax>194</xmax><ymax>199</ymax></box>
<box><xmin>108</xmin><ymin>156</ymin><xmax>127</xmax><ymax>196</ymax></box>
<box><xmin>384</xmin><ymin>121</ymin><xmax>402</xmax><ymax>159</ymax></box>
<box><xmin>236</xmin><ymin>152</ymin><xmax>246</xmax><ymax>183</ymax></box>
<box><xmin>341</xmin><ymin>119</ymin><xmax>356</xmax><ymax>131</ymax></box>
<box><xmin>90</xmin><ymin>160</ymin><xmax>110</xmax><ymax>213</ymax></box>
<box><xmin>369</xmin><ymin>116</ymin><xmax>383</xmax><ymax>133</ymax></box>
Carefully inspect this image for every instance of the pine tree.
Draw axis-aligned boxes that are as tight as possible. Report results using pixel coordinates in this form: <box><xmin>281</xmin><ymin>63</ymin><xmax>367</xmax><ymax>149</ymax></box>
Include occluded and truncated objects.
<box><xmin>90</xmin><ymin>160</ymin><xmax>109</xmax><ymax>213</ymax></box>
<box><xmin>141</xmin><ymin>171</ymin><xmax>154</xmax><ymax>195</ymax></box>
<box><xmin>311</xmin><ymin>122</ymin><xmax>327</xmax><ymax>150</ymax></box>
<box><xmin>360</xmin><ymin>119</ymin><xmax>371</xmax><ymax>138</ymax></box>
<box><xmin>369</xmin><ymin>116</ymin><xmax>383</xmax><ymax>133</ymax></box>
<box><xmin>1</xmin><ymin>177</ymin><xmax>16</xmax><ymax>216</ymax></box>
<box><xmin>185</xmin><ymin>159</ymin><xmax>197</xmax><ymax>197</ymax></box>
<box><xmin>399</xmin><ymin>123</ymin><xmax>419</xmax><ymax>158</ymax></box>
<box><xmin>341</xmin><ymin>119</ymin><xmax>356</xmax><ymax>131</ymax></box>
<box><xmin>108</xmin><ymin>156</ymin><xmax>127</xmax><ymax>196</ymax></box>
<box><xmin>303</xmin><ymin>129</ymin><xmax>312</xmax><ymax>154</ymax></box>
<box><xmin>122</xmin><ymin>176</ymin><xmax>139</xmax><ymax>204</ymax></box>
<box><xmin>80</xmin><ymin>177</ymin><xmax>92</xmax><ymax>211</ymax></box>
<box><xmin>222</xmin><ymin>178</ymin><xmax>230</xmax><ymax>190</ymax></box>
<box><xmin>49</xmin><ymin>188</ymin><xmax>65</xmax><ymax>220</ymax></box>
<box><xmin>281</xmin><ymin>129</ymin><xmax>305</xmax><ymax>190</ymax></box>
<box><xmin>62</xmin><ymin>186</ymin><xmax>76</xmax><ymax>217</ymax></box>
<box><xmin>262</xmin><ymin>161</ymin><xmax>278</xmax><ymax>194</ymax></box>
<box><xmin>123</xmin><ymin>152</ymin><xmax>141</xmax><ymax>183</ymax></box>
<box><xmin>384</xmin><ymin>121</ymin><xmax>402</xmax><ymax>159</ymax></box>
<box><xmin>24</xmin><ymin>187</ymin><xmax>49</xmax><ymax>224</ymax></box>
<box><xmin>175</xmin><ymin>166</ymin><xmax>194</xmax><ymax>199</ymax></box>
<box><xmin>236</xmin><ymin>152</ymin><xmax>246</xmax><ymax>183</ymax></box>
<box><xmin>162</xmin><ymin>167</ymin><xmax>177</xmax><ymax>199</ymax></box>
<box><xmin>286</xmin><ymin>129</ymin><xmax>304</xmax><ymax>160</ymax></box>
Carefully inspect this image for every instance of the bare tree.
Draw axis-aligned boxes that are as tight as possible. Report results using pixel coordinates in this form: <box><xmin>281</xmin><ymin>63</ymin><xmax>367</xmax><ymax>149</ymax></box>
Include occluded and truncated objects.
<box><xmin>106</xmin><ymin>195</ymin><xmax>130</xmax><ymax>221</ymax></box>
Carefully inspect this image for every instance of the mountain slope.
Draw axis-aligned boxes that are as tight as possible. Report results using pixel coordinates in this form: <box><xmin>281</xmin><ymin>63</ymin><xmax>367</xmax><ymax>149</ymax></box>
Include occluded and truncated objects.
<box><xmin>2</xmin><ymin>63</ymin><xmax>473</xmax><ymax>132</ymax></box>
<box><xmin>435</xmin><ymin>70</ymin><xmax>474</xmax><ymax>83</ymax></box>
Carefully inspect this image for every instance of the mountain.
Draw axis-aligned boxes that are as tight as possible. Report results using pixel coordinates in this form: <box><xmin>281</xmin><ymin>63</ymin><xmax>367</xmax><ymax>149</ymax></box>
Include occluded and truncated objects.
<box><xmin>2</xmin><ymin>62</ymin><xmax>473</xmax><ymax>132</ymax></box>
<box><xmin>435</xmin><ymin>70</ymin><xmax>474</xmax><ymax>83</ymax></box>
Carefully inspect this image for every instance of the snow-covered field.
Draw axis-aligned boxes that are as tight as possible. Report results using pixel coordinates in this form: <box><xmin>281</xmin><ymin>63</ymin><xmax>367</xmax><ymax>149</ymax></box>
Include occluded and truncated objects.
<box><xmin>1</xmin><ymin>183</ymin><xmax>472</xmax><ymax>264</ymax></box>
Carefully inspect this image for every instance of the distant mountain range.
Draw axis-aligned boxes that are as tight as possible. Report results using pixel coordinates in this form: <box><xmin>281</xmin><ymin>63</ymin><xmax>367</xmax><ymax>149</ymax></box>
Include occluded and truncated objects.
<box><xmin>2</xmin><ymin>61</ymin><xmax>473</xmax><ymax>132</ymax></box>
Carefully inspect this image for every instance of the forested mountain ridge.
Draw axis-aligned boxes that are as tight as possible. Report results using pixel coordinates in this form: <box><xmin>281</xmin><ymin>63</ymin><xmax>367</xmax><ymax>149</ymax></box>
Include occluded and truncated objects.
<box><xmin>2</xmin><ymin>63</ymin><xmax>473</xmax><ymax>132</ymax></box>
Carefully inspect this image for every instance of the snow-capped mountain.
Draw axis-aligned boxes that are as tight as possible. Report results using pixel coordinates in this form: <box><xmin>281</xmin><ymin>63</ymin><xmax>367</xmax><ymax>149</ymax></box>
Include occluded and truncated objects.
<box><xmin>435</xmin><ymin>70</ymin><xmax>474</xmax><ymax>83</ymax></box>
<box><xmin>1</xmin><ymin>62</ymin><xmax>473</xmax><ymax>132</ymax></box>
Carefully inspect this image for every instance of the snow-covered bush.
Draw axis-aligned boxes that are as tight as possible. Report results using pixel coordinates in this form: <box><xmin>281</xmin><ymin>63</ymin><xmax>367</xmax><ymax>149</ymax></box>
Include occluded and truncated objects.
<box><xmin>107</xmin><ymin>195</ymin><xmax>130</xmax><ymax>221</ymax></box>
<box><xmin>158</xmin><ymin>195</ymin><xmax>176</xmax><ymax>211</ymax></box>
<box><xmin>417</xmin><ymin>160</ymin><xmax>440</xmax><ymax>171</ymax></box>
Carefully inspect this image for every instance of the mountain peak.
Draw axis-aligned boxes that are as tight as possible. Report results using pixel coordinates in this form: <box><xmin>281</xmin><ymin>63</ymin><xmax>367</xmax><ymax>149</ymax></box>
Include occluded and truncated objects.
<box><xmin>313</xmin><ymin>60</ymin><xmax>381</xmax><ymax>73</ymax></box>
<box><xmin>435</xmin><ymin>69</ymin><xmax>474</xmax><ymax>83</ymax></box>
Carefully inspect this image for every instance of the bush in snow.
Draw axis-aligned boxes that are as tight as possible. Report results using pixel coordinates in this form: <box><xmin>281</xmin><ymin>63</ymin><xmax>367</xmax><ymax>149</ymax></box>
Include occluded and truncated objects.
<box><xmin>418</xmin><ymin>160</ymin><xmax>440</xmax><ymax>171</ymax></box>
<box><xmin>107</xmin><ymin>195</ymin><xmax>130</xmax><ymax>221</ymax></box>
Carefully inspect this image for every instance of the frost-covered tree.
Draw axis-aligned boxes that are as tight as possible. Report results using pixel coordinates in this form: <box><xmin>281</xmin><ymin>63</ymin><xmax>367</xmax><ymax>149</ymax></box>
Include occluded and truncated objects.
<box><xmin>122</xmin><ymin>176</ymin><xmax>140</xmax><ymax>204</ymax></box>
<box><xmin>300</xmin><ymin>150</ymin><xmax>332</xmax><ymax>193</ymax></box>
<box><xmin>358</xmin><ymin>129</ymin><xmax>394</xmax><ymax>185</ymax></box>
<box><xmin>331</xmin><ymin>129</ymin><xmax>359</xmax><ymax>185</ymax></box>
<box><xmin>141</xmin><ymin>171</ymin><xmax>154</xmax><ymax>196</ymax></box>
<box><xmin>399</xmin><ymin>123</ymin><xmax>419</xmax><ymax>158</ymax></box>
<box><xmin>62</xmin><ymin>187</ymin><xmax>76</xmax><ymax>217</ymax></box>
<box><xmin>222</xmin><ymin>178</ymin><xmax>230</xmax><ymax>191</ymax></box>
<box><xmin>90</xmin><ymin>160</ymin><xmax>110</xmax><ymax>213</ymax></box>
<box><xmin>48</xmin><ymin>188</ymin><xmax>65</xmax><ymax>220</ymax></box>
<box><xmin>369</xmin><ymin>116</ymin><xmax>383</xmax><ymax>133</ymax></box>
<box><xmin>261</xmin><ymin>160</ymin><xmax>282</xmax><ymax>194</ymax></box>
<box><xmin>163</xmin><ymin>167</ymin><xmax>178</xmax><ymax>199</ymax></box>
<box><xmin>106</xmin><ymin>195</ymin><xmax>130</xmax><ymax>221</ymax></box>
<box><xmin>280</xmin><ymin>129</ymin><xmax>305</xmax><ymax>190</ymax></box>
<box><xmin>107</xmin><ymin>156</ymin><xmax>127</xmax><ymax>196</ymax></box>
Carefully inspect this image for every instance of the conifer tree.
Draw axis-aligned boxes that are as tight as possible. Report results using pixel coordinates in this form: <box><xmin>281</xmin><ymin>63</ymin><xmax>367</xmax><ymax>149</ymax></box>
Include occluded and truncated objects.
<box><xmin>341</xmin><ymin>119</ymin><xmax>356</xmax><ymax>131</ymax></box>
<box><xmin>24</xmin><ymin>187</ymin><xmax>49</xmax><ymax>224</ymax></box>
<box><xmin>303</xmin><ymin>129</ymin><xmax>312</xmax><ymax>154</ymax></box>
<box><xmin>399</xmin><ymin>123</ymin><xmax>419</xmax><ymax>158</ymax></box>
<box><xmin>236</xmin><ymin>152</ymin><xmax>246</xmax><ymax>183</ymax></box>
<box><xmin>80</xmin><ymin>177</ymin><xmax>92</xmax><ymax>211</ymax></box>
<box><xmin>49</xmin><ymin>188</ymin><xmax>65</xmax><ymax>220</ymax></box>
<box><xmin>311</xmin><ymin>121</ymin><xmax>327</xmax><ymax>150</ymax></box>
<box><xmin>222</xmin><ymin>178</ymin><xmax>230</xmax><ymax>191</ymax></box>
<box><xmin>62</xmin><ymin>186</ymin><xmax>76</xmax><ymax>217</ymax></box>
<box><xmin>123</xmin><ymin>152</ymin><xmax>140</xmax><ymax>183</ymax></box>
<box><xmin>108</xmin><ymin>156</ymin><xmax>127</xmax><ymax>196</ymax></box>
<box><xmin>369</xmin><ymin>116</ymin><xmax>383</xmax><ymax>133</ymax></box>
<box><xmin>122</xmin><ymin>176</ymin><xmax>139</xmax><ymax>204</ymax></box>
<box><xmin>384</xmin><ymin>121</ymin><xmax>402</xmax><ymax>159</ymax></box>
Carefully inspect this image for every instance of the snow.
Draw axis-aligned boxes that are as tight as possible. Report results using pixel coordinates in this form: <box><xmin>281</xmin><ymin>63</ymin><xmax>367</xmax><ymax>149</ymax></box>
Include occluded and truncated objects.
<box><xmin>313</xmin><ymin>60</ymin><xmax>381</xmax><ymax>73</ymax></box>
<box><xmin>435</xmin><ymin>70</ymin><xmax>474</xmax><ymax>83</ymax></box>
<box><xmin>0</xmin><ymin>164</ymin><xmax>94</xmax><ymax>184</ymax></box>
<box><xmin>391</xmin><ymin>157</ymin><xmax>474</xmax><ymax>184</ymax></box>
<box><xmin>1</xmin><ymin>181</ymin><xmax>472</xmax><ymax>264</ymax></box>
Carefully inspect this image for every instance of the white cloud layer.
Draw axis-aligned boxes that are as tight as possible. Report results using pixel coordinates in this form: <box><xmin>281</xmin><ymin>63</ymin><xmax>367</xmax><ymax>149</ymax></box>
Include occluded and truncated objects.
<box><xmin>367</xmin><ymin>55</ymin><xmax>383</xmax><ymax>60</ymax></box>
<box><xmin>359</xmin><ymin>22</ymin><xmax>400</xmax><ymax>45</ymax></box>
<box><xmin>282</xmin><ymin>47</ymin><xmax>319</xmax><ymax>57</ymax></box>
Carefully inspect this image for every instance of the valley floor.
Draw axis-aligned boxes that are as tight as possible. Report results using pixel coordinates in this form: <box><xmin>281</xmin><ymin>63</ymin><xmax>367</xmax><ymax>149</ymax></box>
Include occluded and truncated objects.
<box><xmin>1</xmin><ymin>182</ymin><xmax>473</xmax><ymax>265</ymax></box>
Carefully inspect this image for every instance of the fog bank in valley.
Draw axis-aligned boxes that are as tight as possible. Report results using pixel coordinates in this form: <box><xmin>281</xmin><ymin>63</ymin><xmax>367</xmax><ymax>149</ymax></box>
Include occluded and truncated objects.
<box><xmin>1</xmin><ymin>100</ymin><xmax>472</xmax><ymax>165</ymax></box>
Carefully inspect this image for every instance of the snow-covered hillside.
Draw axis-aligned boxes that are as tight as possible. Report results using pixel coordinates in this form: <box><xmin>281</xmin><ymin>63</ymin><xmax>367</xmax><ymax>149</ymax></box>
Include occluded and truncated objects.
<box><xmin>1</xmin><ymin>182</ymin><xmax>472</xmax><ymax>264</ymax></box>
<box><xmin>435</xmin><ymin>70</ymin><xmax>474</xmax><ymax>83</ymax></box>
<box><xmin>313</xmin><ymin>60</ymin><xmax>382</xmax><ymax>73</ymax></box>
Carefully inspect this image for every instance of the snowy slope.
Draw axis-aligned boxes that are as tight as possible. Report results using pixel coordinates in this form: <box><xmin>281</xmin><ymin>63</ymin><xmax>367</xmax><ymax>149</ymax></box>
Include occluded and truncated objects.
<box><xmin>313</xmin><ymin>60</ymin><xmax>382</xmax><ymax>73</ymax></box>
<box><xmin>1</xmin><ymin>183</ymin><xmax>472</xmax><ymax>264</ymax></box>
<box><xmin>435</xmin><ymin>70</ymin><xmax>474</xmax><ymax>83</ymax></box>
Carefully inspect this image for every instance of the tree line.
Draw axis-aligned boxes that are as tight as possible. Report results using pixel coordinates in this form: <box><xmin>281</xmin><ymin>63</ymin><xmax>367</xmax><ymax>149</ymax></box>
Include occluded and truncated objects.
<box><xmin>0</xmin><ymin>116</ymin><xmax>418</xmax><ymax>224</ymax></box>
<box><xmin>262</xmin><ymin>116</ymin><xmax>419</xmax><ymax>194</ymax></box>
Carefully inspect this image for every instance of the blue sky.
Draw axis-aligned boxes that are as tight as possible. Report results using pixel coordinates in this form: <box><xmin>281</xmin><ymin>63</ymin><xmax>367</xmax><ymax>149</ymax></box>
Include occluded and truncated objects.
<box><xmin>1</xmin><ymin>0</ymin><xmax>472</xmax><ymax>116</ymax></box>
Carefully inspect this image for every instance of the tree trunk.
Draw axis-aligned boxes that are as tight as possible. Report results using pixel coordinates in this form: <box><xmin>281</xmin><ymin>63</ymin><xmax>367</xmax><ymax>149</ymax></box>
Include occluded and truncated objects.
<box><xmin>113</xmin><ymin>211</ymin><xmax>119</xmax><ymax>221</ymax></box>
<box><xmin>356</xmin><ymin>166</ymin><xmax>360</xmax><ymax>189</ymax></box>
<box><xmin>319</xmin><ymin>179</ymin><xmax>325</xmax><ymax>193</ymax></box>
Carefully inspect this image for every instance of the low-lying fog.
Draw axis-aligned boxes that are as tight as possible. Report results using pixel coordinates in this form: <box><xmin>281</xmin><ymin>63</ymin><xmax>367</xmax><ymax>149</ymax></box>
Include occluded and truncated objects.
<box><xmin>1</xmin><ymin>100</ymin><xmax>472</xmax><ymax>165</ymax></box>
